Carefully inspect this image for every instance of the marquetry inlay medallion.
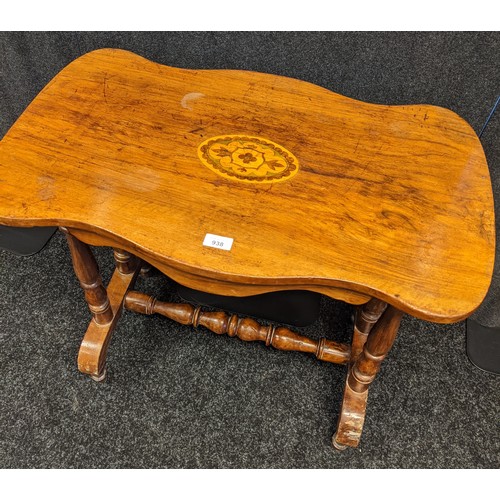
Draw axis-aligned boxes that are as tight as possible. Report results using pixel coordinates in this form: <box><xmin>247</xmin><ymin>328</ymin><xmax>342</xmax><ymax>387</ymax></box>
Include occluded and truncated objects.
<box><xmin>198</xmin><ymin>135</ymin><xmax>299</xmax><ymax>183</ymax></box>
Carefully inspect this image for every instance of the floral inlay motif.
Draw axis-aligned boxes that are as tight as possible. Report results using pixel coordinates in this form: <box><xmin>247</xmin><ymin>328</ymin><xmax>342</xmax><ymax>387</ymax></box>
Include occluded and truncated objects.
<box><xmin>198</xmin><ymin>135</ymin><xmax>299</xmax><ymax>183</ymax></box>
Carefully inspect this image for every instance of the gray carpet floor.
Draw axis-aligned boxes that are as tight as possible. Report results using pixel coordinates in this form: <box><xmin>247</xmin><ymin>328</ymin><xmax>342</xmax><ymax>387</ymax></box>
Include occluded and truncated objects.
<box><xmin>0</xmin><ymin>232</ymin><xmax>499</xmax><ymax>468</ymax></box>
<box><xmin>0</xmin><ymin>32</ymin><xmax>499</xmax><ymax>468</ymax></box>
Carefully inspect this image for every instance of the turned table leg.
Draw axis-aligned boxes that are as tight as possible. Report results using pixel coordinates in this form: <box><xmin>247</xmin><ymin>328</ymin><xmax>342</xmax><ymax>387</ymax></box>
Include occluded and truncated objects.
<box><xmin>61</xmin><ymin>229</ymin><xmax>140</xmax><ymax>381</ymax></box>
<box><xmin>114</xmin><ymin>247</ymin><xmax>154</xmax><ymax>277</ymax></box>
<box><xmin>82</xmin><ymin>247</ymin><xmax>140</xmax><ymax>381</ymax></box>
<box><xmin>113</xmin><ymin>248</ymin><xmax>139</xmax><ymax>275</ymax></box>
<box><xmin>333</xmin><ymin>303</ymin><xmax>404</xmax><ymax>449</ymax></box>
<box><xmin>139</xmin><ymin>262</ymin><xmax>155</xmax><ymax>277</ymax></box>
<box><xmin>351</xmin><ymin>298</ymin><xmax>387</xmax><ymax>361</ymax></box>
<box><xmin>61</xmin><ymin>227</ymin><xmax>113</xmax><ymax>325</ymax></box>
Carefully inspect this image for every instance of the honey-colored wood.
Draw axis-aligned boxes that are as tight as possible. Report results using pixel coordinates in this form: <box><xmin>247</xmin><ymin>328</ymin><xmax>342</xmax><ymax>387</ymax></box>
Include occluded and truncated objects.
<box><xmin>124</xmin><ymin>290</ymin><xmax>351</xmax><ymax>365</ymax></box>
<box><xmin>0</xmin><ymin>49</ymin><xmax>496</xmax><ymax>450</ymax></box>
<box><xmin>197</xmin><ymin>134</ymin><xmax>300</xmax><ymax>183</ymax></box>
<box><xmin>0</xmin><ymin>48</ymin><xmax>494</xmax><ymax>322</ymax></box>
<box><xmin>349</xmin><ymin>306</ymin><xmax>404</xmax><ymax>392</ymax></box>
<box><xmin>332</xmin><ymin>385</ymin><xmax>368</xmax><ymax>450</ymax></box>
<box><xmin>351</xmin><ymin>298</ymin><xmax>387</xmax><ymax>361</ymax></box>
<box><xmin>334</xmin><ymin>305</ymin><xmax>404</xmax><ymax>448</ymax></box>
<box><xmin>77</xmin><ymin>262</ymin><xmax>141</xmax><ymax>379</ymax></box>
<box><xmin>67</xmin><ymin>226</ymin><xmax>371</xmax><ymax>306</ymax></box>
<box><xmin>61</xmin><ymin>227</ymin><xmax>113</xmax><ymax>325</ymax></box>
<box><xmin>113</xmin><ymin>248</ymin><xmax>139</xmax><ymax>275</ymax></box>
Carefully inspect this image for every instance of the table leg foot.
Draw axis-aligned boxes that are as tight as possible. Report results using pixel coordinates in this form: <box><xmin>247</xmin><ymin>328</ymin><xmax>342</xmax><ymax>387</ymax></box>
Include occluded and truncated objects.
<box><xmin>77</xmin><ymin>311</ymin><xmax>118</xmax><ymax>379</ymax></box>
<box><xmin>333</xmin><ymin>304</ymin><xmax>404</xmax><ymax>448</ymax></box>
<box><xmin>77</xmin><ymin>262</ymin><xmax>140</xmax><ymax>379</ymax></box>
<box><xmin>331</xmin><ymin>432</ymin><xmax>348</xmax><ymax>451</ymax></box>
<box><xmin>333</xmin><ymin>378</ymin><xmax>369</xmax><ymax>448</ymax></box>
<box><xmin>90</xmin><ymin>368</ymin><xmax>107</xmax><ymax>382</ymax></box>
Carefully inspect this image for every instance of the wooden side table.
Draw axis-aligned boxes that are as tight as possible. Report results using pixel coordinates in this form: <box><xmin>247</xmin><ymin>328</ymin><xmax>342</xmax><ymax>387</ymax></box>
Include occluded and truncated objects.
<box><xmin>0</xmin><ymin>49</ymin><xmax>494</xmax><ymax>449</ymax></box>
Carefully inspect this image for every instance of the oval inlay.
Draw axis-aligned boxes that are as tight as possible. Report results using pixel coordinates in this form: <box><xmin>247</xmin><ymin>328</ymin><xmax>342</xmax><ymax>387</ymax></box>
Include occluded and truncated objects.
<box><xmin>198</xmin><ymin>135</ymin><xmax>299</xmax><ymax>183</ymax></box>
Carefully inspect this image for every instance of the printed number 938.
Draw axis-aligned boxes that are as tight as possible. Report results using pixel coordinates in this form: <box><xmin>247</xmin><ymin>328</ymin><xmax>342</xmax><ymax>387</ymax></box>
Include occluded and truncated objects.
<box><xmin>203</xmin><ymin>233</ymin><xmax>234</xmax><ymax>251</ymax></box>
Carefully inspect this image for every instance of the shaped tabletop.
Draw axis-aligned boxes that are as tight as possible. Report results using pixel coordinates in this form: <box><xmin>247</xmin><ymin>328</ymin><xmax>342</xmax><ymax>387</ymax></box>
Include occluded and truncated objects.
<box><xmin>0</xmin><ymin>49</ymin><xmax>494</xmax><ymax>322</ymax></box>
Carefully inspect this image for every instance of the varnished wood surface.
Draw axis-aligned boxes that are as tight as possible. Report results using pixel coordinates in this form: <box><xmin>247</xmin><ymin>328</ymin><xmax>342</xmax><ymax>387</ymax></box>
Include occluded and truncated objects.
<box><xmin>62</xmin><ymin>227</ymin><xmax>113</xmax><ymax>325</ymax></box>
<box><xmin>78</xmin><ymin>263</ymin><xmax>140</xmax><ymax>378</ymax></box>
<box><xmin>335</xmin><ymin>305</ymin><xmax>404</xmax><ymax>448</ymax></box>
<box><xmin>348</xmin><ymin>306</ymin><xmax>404</xmax><ymax>393</ymax></box>
<box><xmin>68</xmin><ymin>226</ymin><xmax>371</xmax><ymax>305</ymax></box>
<box><xmin>351</xmin><ymin>298</ymin><xmax>387</xmax><ymax>361</ymax></box>
<box><xmin>124</xmin><ymin>290</ymin><xmax>351</xmax><ymax>365</ymax></box>
<box><xmin>0</xmin><ymin>48</ymin><xmax>494</xmax><ymax>321</ymax></box>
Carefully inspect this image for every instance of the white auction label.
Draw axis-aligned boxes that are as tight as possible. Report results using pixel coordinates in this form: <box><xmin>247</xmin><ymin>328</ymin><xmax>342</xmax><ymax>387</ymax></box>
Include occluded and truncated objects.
<box><xmin>203</xmin><ymin>233</ymin><xmax>234</xmax><ymax>251</ymax></box>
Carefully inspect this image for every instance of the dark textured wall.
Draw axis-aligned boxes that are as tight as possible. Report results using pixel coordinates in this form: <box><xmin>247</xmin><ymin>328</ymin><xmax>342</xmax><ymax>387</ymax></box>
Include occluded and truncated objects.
<box><xmin>1</xmin><ymin>31</ymin><xmax>499</xmax><ymax>322</ymax></box>
<box><xmin>1</xmin><ymin>32</ymin><xmax>498</xmax><ymax>134</ymax></box>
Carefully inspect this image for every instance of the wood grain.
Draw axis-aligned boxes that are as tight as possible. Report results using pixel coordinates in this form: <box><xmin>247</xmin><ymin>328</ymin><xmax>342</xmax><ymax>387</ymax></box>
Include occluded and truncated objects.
<box><xmin>68</xmin><ymin>226</ymin><xmax>371</xmax><ymax>305</ymax></box>
<box><xmin>335</xmin><ymin>305</ymin><xmax>404</xmax><ymax>448</ymax></box>
<box><xmin>351</xmin><ymin>298</ymin><xmax>387</xmax><ymax>361</ymax></box>
<box><xmin>0</xmin><ymin>48</ymin><xmax>494</xmax><ymax>322</ymax></box>
<box><xmin>124</xmin><ymin>290</ymin><xmax>351</xmax><ymax>365</ymax></box>
<box><xmin>78</xmin><ymin>263</ymin><xmax>141</xmax><ymax>379</ymax></box>
<box><xmin>348</xmin><ymin>306</ymin><xmax>404</xmax><ymax>393</ymax></box>
<box><xmin>113</xmin><ymin>247</ymin><xmax>139</xmax><ymax>275</ymax></box>
<box><xmin>61</xmin><ymin>227</ymin><xmax>113</xmax><ymax>325</ymax></box>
